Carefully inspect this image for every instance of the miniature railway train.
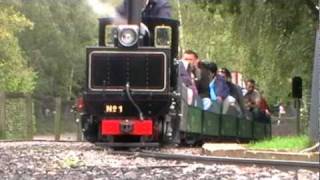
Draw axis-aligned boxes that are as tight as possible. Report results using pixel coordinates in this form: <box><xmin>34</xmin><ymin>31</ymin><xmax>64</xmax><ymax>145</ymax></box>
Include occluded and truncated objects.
<box><xmin>77</xmin><ymin>0</ymin><xmax>271</xmax><ymax>146</ymax></box>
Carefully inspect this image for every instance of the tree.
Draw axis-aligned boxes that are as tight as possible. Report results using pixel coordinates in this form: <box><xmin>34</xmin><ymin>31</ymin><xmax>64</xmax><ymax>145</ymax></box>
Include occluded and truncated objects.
<box><xmin>0</xmin><ymin>4</ymin><xmax>36</xmax><ymax>92</ymax></box>
<box><xmin>0</xmin><ymin>4</ymin><xmax>37</xmax><ymax>139</ymax></box>
<box><xmin>173</xmin><ymin>0</ymin><xmax>316</xmax><ymax>105</ymax></box>
<box><xmin>5</xmin><ymin>0</ymin><xmax>97</xmax><ymax>98</ymax></box>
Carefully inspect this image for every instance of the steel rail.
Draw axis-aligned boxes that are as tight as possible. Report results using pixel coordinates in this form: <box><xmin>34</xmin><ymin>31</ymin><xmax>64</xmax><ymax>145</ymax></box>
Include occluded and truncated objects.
<box><xmin>118</xmin><ymin>151</ymin><xmax>320</xmax><ymax>169</ymax></box>
<box><xmin>0</xmin><ymin>139</ymin><xmax>84</xmax><ymax>143</ymax></box>
<box><xmin>0</xmin><ymin>140</ymin><xmax>160</xmax><ymax>147</ymax></box>
<box><xmin>86</xmin><ymin>165</ymin><xmax>189</xmax><ymax>169</ymax></box>
<box><xmin>0</xmin><ymin>140</ymin><xmax>318</xmax><ymax>169</ymax></box>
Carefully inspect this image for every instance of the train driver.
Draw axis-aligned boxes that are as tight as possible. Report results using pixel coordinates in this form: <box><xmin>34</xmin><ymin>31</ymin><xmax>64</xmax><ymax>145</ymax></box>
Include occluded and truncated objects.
<box><xmin>116</xmin><ymin>0</ymin><xmax>171</xmax><ymax>19</ymax></box>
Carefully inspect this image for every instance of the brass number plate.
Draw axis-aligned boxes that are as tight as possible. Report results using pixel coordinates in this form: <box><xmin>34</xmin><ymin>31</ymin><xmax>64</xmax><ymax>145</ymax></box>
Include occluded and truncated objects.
<box><xmin>105</xmin><ymin>105</ymin><xmax>123</xmax><ymax>113</ymax></box>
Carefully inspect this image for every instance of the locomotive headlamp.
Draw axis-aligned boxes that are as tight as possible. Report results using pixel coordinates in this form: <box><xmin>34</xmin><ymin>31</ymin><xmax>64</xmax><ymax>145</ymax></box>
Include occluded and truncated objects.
<box><xmin>155</xmin><ymin>26</ymin><xmax>172</xmax><ymax>48</ymax></box>
<box><xmin>118</xmin><ymin>25</ymin><xmax>139</xmax><ymax>48</ymax></box>
<box><xmin>105</xmin><ymin>25</ymin><xmax>117</xmax><ymax>47</ymax></box>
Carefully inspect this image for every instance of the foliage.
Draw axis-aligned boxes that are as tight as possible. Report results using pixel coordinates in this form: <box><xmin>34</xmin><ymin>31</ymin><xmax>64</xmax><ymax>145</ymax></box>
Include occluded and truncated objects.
<box><xmin>248</xmin><ymin>135</ymin><xmax>312</xmax><ymax>151</ymax></box>
<box><xmin>3</xmin><ymin>0</ymin><xmax>98</xmax><ymax>99</ymax></box>
<box><xmin>0</xmin><ymin>4</ymin><xmax>37</xmax><ymax>139</ymax></box>
<box><xmin>0</xmin><ymin>1</ymin><xmax>97</xmax><ymax>139</ymax></box>
<box><xmin>0</xmin><ymin>4</ymin><xmax>36</xmax><ymax>92</ymax></box>
<box><xmin>4</xmin><ymin>99</ymin><xmax>36</xmax><ymax>139</ymax></box>
<box><xmin>172</xmin><ymin>0</ymin><xmax>317</xmax><ymax>105</ymax></box>
<box><xmin>230</xmin><ymin>0</ymin><xmax>315</xmax><ymax>104</ymax></box>
<box><xmin>173</xmin><ymin>1</ymin><xmax>247</xmax><ymax>68</ymax></box>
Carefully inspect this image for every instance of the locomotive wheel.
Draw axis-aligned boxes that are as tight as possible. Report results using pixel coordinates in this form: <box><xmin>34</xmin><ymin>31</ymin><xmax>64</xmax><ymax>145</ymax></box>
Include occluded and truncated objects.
<box><xmin>153</xmin><ymin>117</ymin><xmax>165</xmax><ymax>142</ymax></box>
<box><xmin>82</xmin><ymin>116</ymin><xmax>98</xmax><ymax>142</ymax></box>
<box><xmin>83</xmin><ymin>124</ymin><xmax>98</xmax><ymax>142</ymax></box>
<box><xmin>183</xmin><ymin>133</ymin><xmax>197</xmax><ymax>146</ymax></box>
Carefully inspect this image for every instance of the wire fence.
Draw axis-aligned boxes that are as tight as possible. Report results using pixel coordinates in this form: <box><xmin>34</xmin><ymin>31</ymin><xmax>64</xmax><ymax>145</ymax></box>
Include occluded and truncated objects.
<box><xmin>0</xmin><ymin>92</ymin><xmax>81</xmax><ymax>141</ymax></box>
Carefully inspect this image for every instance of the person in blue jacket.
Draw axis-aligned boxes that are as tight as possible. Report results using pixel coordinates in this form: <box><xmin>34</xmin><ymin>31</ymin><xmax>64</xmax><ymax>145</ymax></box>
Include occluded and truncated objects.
<box><xmin>206</xmin><ymin>62</ymin><xmax>230</xmax><ymax>102</ymax></box>
<box><xmin>202</xmin><ymin>62</ymin><xmax>231</xmax><ymax>112</ymax></box>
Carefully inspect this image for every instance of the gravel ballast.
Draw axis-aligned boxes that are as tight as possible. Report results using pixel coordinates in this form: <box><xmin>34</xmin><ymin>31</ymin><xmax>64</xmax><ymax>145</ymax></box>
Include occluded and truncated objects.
<box><xmin>0</xmin><ymin>142</ymin><xmax>318</xmax><ymax>180</ymax></box>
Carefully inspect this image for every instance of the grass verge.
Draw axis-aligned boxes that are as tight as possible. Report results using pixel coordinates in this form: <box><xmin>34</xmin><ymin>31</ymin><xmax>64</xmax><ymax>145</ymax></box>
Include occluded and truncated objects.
<box><xmin>248</xmin><ymin>135</ymin><xmax>312</xmax><ymax>152</ymax></box>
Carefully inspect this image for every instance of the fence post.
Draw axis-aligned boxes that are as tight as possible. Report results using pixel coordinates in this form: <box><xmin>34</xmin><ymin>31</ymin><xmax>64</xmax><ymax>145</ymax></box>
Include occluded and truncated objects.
<box><xmin>0</xmin><ymin>92</ymin><xmax>6</xmax><ymax>139</ymax></box>
<box><xmin>54</xmin><ymin>97</ymin><xmax>61</xmax><ymax>141</ymax></box>
<box><xmin>25</xmin><ymin>94</ymin><xmax>33</xmax><ymax>140</ymax></box>
<box><xmin>76</xmin><ymin>114</ymin><xmax>82</xmax><ymax>141</ymax></box>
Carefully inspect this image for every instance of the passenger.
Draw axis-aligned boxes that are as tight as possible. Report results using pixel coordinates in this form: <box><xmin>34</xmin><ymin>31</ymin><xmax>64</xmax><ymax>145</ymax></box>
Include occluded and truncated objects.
<box><xmin>202</xmin><ymin>62</ymin><xmax>233</xmax><ymax>114</ymax></box>
<box><xmin>182</xmin><ymin>49</ymin><xmax>201</xmax><ymax>82</ymax></box>
<box><xmin>178</xmin><ymin>50</ymin><xmax>199</xmax><ymax>105</ymax></box>
<box><xmin>174</xmin><ymin>49</ymin><xmax>199</xmax><ymax>145</ymax></box>
<box><xmin>244</xmin><ymin>79</ymin><xmax>270</xmax><ymax>122</ymax></box>
<box><xmin>259</xmin><ymin>90</ymin><xmax>271</xmax><ymax>116</ymax></box>
<box><xmin>184</xmin><ymin>51</ymin><xmax>204</xmax><ymax>107</ymax></box>
<box><xmin>218</xmin><ymin>68</ymin><xmax>245</xmax><ymax>116</ymax></box>
<box><xmin>244</xmin><ymin>79</ymin><xmax>261</xmax><ymax>110</ymax></box>
<box><xmin>117</xmin><ymin>0</ymin><xmax>171</xmax><ymax>19</ymax></box>
<box><xmin>196</xmin><ymin>61</ymin><xmax>211</xmax><ymax>98</ymax></box>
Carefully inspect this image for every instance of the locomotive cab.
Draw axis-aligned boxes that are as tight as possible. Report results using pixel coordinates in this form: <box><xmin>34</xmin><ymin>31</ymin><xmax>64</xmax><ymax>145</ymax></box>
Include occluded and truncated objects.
<box><xmin>81</xmin><ymin>2</ymin><xmax>179</xmax><ymax>146</ymax></box>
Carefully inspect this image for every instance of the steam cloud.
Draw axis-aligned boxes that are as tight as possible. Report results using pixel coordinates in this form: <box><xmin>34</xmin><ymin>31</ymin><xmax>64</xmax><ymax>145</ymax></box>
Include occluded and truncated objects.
<box><xmin>86</xmin><ymin>0</ymin><xmax>120</xmax><ymax>18</ymax></box>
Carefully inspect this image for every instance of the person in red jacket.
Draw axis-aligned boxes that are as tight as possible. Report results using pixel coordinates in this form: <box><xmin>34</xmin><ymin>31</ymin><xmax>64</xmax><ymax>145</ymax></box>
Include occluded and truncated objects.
<box><xmin>259</xmin><ymin>91</ymin><xmax>271</xmax><ymax>116</ymax></box>
<box><xmin>244</xmin><ymin>79</ymin><xmax>270</xmax><ymax>122</ymax></box>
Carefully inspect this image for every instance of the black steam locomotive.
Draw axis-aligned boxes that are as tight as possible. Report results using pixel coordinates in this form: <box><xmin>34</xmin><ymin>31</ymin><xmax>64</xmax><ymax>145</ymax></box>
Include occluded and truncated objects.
<box><xmin>77</xmin><ymin>1</ymin><xmax>180</xmax><ymax>146</ymax></box>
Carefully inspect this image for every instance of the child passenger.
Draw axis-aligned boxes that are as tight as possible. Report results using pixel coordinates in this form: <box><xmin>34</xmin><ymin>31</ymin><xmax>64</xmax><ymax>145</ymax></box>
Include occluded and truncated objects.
<box><xmin>201</xmin><ymin>62</ymin><xmax>234</xmax><ymax>114</ymax></box>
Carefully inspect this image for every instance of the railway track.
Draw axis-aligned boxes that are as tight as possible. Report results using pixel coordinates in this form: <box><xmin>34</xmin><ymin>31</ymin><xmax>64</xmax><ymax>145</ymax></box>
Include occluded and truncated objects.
<box><xmin>111</xmin><ymin>149</ymin><xmax>320</xmax><ymax>170</ymax></box>
<box><xmin>0</xmin><ymin>140</ymin><xmax>319</xmax><ymax>170</ymax></box>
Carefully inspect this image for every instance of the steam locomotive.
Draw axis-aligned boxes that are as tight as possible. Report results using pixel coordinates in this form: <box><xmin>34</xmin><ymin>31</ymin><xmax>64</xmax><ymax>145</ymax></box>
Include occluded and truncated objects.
<box><xmin>77</xmin><ymin>1</ymin><xmax>271</xmax><ymax>147</ymax></box>
<box><xmin>77</xmin><ymin>1</ymin><xmax>179</xmax><ymax>147</ymax></box>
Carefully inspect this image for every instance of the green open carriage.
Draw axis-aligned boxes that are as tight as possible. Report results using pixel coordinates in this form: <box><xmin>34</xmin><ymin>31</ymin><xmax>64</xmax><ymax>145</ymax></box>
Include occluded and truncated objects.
<box><xmin>179</xmin><ymin>84</ymin><xmax>271</xmax><ymax>142</ymax></box>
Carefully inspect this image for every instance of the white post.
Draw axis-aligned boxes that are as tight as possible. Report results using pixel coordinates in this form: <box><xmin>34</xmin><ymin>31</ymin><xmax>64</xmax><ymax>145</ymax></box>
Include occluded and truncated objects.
<box><xmin>309</xmin><ymin>1</ymin><xmax>320</xmax><ymax>143</ymax></box>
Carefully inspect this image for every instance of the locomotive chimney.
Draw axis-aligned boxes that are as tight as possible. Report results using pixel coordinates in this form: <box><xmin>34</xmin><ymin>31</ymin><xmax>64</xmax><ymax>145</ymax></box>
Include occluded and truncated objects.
<box><xmin>127</xmin><ymin>0</ymin><xmax>144</xmax><ymax>25</ymax></box>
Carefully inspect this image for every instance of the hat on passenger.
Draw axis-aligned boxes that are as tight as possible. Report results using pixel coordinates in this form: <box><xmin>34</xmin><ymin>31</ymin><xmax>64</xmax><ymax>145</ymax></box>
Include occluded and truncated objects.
<box><xmin>203</xmin><ymin>62</ymin><xmax>217</xmax><ymax>74</ymax></box>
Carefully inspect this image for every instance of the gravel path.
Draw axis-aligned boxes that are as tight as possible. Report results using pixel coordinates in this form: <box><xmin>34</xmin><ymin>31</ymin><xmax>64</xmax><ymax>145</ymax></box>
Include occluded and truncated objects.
<box><xmin>0</xmin><ymin>142</ymin><xmax>318</xmax><ymax>180</ymax></box>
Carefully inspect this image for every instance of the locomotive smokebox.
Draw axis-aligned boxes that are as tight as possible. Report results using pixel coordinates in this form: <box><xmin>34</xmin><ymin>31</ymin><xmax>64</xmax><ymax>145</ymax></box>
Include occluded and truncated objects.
<box><xmin>98</xmin><ymin>0</ymin><xmax>145</xmax><ymax>46</ymax></box>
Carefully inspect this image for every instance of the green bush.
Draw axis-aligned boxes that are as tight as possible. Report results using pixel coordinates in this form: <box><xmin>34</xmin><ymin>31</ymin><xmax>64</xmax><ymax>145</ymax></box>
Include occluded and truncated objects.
<box><xmin>4</xmin><ymin>98</ymin><xmax>35</xmax><ymax>140</ymax></box>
